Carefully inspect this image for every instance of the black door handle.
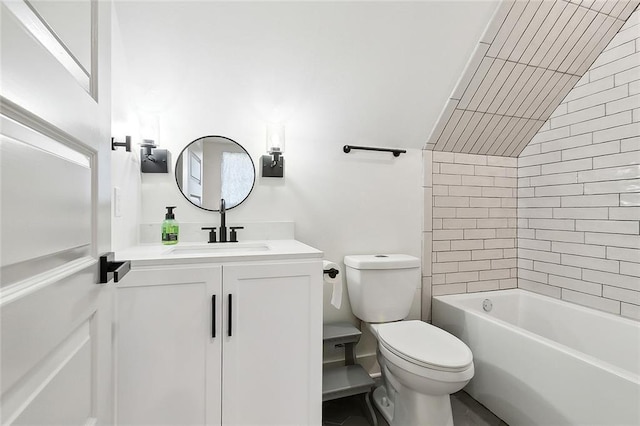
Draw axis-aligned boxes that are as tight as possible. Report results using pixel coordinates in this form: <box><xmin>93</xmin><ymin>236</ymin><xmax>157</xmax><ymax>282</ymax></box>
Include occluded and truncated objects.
<box><xmin>211</xmin><ymin>295</ymin><xmax>216</xmax><ymax>338</ymax></box>
<box><xmin>228</xmin><ymin>294</ymin><xmax>233</xmax><ymax>337</ymax></box>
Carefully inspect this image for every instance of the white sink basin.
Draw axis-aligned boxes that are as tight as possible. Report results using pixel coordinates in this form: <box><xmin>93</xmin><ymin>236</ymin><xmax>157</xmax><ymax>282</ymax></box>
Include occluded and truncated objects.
<box><xmin>167</xmin><ymin>242</ymin><xmax>270</xmax><ymax>255</ymax></box>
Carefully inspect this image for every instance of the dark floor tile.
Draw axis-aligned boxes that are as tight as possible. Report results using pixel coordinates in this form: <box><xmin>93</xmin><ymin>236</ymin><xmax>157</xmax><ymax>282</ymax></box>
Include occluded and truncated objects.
<box><xmin>322</xmin><ymin>390</ymin><xmax>507</xmax><ymax>426</ymax></box>
<box><xmin>451</xmin><ymin>391</ymin><xmax>508</xmax><ymax>426</ymax></box>
<box><xmin>323</xmin><ymin>394</ymin><xmax>388</xmax><ymax>426</ymax></box>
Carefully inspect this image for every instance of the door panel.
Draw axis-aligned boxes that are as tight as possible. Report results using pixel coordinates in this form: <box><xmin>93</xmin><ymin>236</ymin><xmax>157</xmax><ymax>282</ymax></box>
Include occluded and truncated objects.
<box><xmin>0</xmin><ymin>0</ymin><xmax>105</xmax><ymax>135</ymax></box>
<box><xmin>0</xmin><ymin>0</ymin><xmax>112</xmax><ymax>423</ymax></box>
<box><xmin>0</xmin><ymin>267</ymin><xmax>99</xmax><ymax>399</ymax></box>
<box><xmin>0</xmin><ymin>120</ymin><xmax>107</xmax><ymax>424</ymax></box>
<box><xmin>27</xmin><ymin>0</ymin><xmax>93</xmax><ymax>74</ymax></box>
<box><xmin>0</xmin><ymin>131</ymin><xmax>91</xmax><ymax>269</ymax></box>
<box><xmin>115</xmin><ymin>265</ymin><xmax>223</xmax><ymax>426</ymax></box>
<box><xmin>222</xmin><ymin>261</ymin><xmax>322</xmax><ymax>426</ymax></box>
<box><xmin>10</xmin><ymin>320</ymin><xmax>93</xmax><ymax>425</ymax></box>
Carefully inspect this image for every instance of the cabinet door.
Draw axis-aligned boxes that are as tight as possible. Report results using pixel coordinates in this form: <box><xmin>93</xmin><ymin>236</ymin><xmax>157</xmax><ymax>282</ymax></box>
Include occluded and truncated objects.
<box><xmin>222</xmin><ymin>261</ymin><xmax>322</xmax><ymax>426</ymax></box>
<box><xmin>116</xmin><ymin>265</ymin><xmax>223</xmax><ymax>425</ymax></box>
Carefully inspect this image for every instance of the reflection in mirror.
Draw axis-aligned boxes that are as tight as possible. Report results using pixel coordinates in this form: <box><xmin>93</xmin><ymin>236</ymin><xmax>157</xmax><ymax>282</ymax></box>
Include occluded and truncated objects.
<box><xmin>175</xmin><ymin>136</ymin><xmax>255</xmax><ymax>211</ymax></box>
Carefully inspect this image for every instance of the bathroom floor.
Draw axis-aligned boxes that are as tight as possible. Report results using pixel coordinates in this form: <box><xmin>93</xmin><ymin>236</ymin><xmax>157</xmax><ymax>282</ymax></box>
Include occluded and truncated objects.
<box><xmin>322</xmin><ymin>390</ymin><xmax>508</xmax><ymax>426</ymax></box>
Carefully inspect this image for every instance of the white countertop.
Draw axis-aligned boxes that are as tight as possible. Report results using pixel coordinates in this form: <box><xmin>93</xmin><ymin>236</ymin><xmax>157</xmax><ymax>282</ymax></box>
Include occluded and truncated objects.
<box><xmin>115</xmin><ymin>239</ymin><xmax>323</xmax><ymax>266</ymax></box>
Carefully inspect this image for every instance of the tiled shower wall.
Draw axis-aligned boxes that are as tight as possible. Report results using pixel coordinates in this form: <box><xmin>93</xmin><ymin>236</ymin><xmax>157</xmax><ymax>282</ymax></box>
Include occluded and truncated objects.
<box><xmin>422</xmin><ymin>151</ymin><xmax>434</xmax><ymax>321</ymax></box>
<box><xmin>517</xmin><ymin>10</ymin><xmax>640</xmax><ymax>320</ymax></box>
<box><xmin>425</xmin><ymin>151</ymin><xmax>518</xmax><ymax>299</ymax></box>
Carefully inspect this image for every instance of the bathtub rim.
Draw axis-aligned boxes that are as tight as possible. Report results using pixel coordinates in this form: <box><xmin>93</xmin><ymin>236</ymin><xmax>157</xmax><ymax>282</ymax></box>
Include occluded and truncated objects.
<box><xmin>433</xmin><ymin>288</ymin><xmax>640</xmax><ymax>384</ymax></box>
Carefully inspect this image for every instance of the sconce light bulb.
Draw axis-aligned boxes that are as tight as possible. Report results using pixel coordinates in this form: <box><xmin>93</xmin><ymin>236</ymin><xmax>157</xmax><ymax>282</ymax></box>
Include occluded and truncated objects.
<box><xmin>270</xmin><ymin>134</ymin><xmax>281</xmax><ymax>151</ymax></box>
<box><xmin>266</xmin><ymin>123</ymin><xmax>285</xmax><ymax>154</ymax></box>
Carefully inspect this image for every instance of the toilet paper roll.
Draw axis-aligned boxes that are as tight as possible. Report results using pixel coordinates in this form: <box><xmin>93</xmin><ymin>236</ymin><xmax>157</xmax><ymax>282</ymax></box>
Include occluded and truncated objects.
<box><xmin>323</xmin><ymin>260</ymin><xmax>342</xmax><ymax>309</ymax></box>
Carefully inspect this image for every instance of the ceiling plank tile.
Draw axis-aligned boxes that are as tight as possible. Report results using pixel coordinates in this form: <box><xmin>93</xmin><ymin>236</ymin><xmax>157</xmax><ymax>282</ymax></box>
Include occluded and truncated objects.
<box><xmin>486</xmin><ymin>1</ymin><xmax>530</xmax><ymax>58</ymax></box>
<box><xmin>433</xmin><ymin>108</ymin><xmax>464</xmax><ymax>151</ymax></box>
<box><xmin>477</xmin><ymin>60</ymin><xmax>517</xmax><ymax>112</ymax></box>
<box><xmin>519</xmin><ymin>1</ymin><xmax>571</xmax><ymax>64</ymax></box>
<box><xmin>443</xmin><ymin>110</ymin><xmax>476</xmax><ymax>152</ymax></box>
<box><xmin>451</xmin><ymin>43</ymin><xmax>491</xmax><ymax>100</ymax></box>
<box><xmin>487</xmin><ymin>63</ymin><xmax>529</xmax><ymax>114</ymax></box>
<box><xmin>470</xmin><ymin>113</ymin><xmax>505</xmax><ymax>154</ymax></box>
<box><xmin>453</xmin><ymin>112</ymin><xmax>486</xmax><ymax>152</ymax></box>
<box><xmin>495</xmin><ymin>65</ymin><xmax>538</xmax><ymax>116</ymax></box>
<box><xmin>540</xmin><ymin>6</ymin><xmax>588</xmax><ymax>69</ymax></box>
<box><xmin>458</xmin><ymin>57</ymin><xmax>495</xmax><ymax>109</ymax></box>
<box><xmin>557</xmin><ymin>12</ymin><xmax>609</xmax><ymax>73</ymax></box>
<box><xmin>496</xmin><ymin>1</ymin><xmax>545</xmax><ymax>61</ymax></box>
<box><xmin>529</xmin><ymin>2</ymin><xmax>580</xmax><ymax>68</ymax></box>
<box><xmin>508</xmin><ymin>0</ymin><xmax>557</xmax><ymax>62</ymax></box>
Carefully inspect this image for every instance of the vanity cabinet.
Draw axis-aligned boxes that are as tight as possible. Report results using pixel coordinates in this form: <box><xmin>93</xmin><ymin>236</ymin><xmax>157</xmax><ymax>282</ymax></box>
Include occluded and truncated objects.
<box><xmin>115</xmin><ymin>260</ymin><xmax>322</xmax><ymax>426</ymax></box>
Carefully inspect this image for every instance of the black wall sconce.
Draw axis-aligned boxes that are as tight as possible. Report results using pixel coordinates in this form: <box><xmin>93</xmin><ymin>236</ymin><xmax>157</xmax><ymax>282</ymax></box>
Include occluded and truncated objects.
<box><xmin>140</xmin><ymin>139</ymin><xmax>170</xmax><ymax>173</ymax></box>
<box><xmin>261</xmin><ymin>123</ymin><xmax>285</xmax><ymax>178</ymax></box>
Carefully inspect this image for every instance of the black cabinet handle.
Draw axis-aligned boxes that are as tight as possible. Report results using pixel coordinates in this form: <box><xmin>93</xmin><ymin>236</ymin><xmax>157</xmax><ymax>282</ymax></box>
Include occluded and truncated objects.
<box><xmin>228</xmin><ymin>294</ymin><xmax>233</xmax><ymax>337</ymax></box>
<box><xmin>211</xmin><ymin>295</ymin><xmax>216</xmax><ymax>338</ymax></box>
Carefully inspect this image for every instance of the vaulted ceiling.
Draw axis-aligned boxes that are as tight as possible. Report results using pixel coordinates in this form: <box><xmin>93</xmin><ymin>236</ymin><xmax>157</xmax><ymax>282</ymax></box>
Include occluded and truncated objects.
<box><xmin>425</xmin><ymin>0</ymin><xmax>639</xmax><ymax>157</ymax></box>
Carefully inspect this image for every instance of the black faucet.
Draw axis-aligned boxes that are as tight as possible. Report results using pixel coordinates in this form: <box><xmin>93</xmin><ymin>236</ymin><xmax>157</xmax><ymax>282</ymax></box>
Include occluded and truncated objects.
<box><xmin>201</xmin><ymin>199</ymin><xmax>245</xmax><ymax>243</ymax></box>
<box><xmin>219</xmin><ymin>198</ymin><xmax>227</xmax><ymax>242</ymax></box>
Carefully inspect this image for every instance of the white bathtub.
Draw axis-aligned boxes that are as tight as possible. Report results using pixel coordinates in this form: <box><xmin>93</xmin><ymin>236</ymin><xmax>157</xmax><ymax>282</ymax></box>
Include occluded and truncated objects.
<box><xmin>432</xmin><ymin>289</ymin><xmax>640</xmax><ymax>426</ymax></box>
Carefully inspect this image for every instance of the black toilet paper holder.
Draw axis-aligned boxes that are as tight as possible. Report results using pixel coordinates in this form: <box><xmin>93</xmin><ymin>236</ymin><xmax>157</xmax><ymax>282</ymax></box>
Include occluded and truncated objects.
<box><xmin>323</xmin><ymin>268</ymin><xmax>339</xmax><ymax>279</ymax></box>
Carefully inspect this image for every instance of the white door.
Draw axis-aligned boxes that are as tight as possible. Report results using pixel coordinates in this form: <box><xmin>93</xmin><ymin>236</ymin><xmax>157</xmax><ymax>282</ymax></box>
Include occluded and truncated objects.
<box><xmin>222</xmin><ymin>261</ymin><xmax>323</xmax><ymax>426</ymax></box>
<box><xmin>1</xmin><ymin>0</ymin><xmax>113</xmax><ymax>424</ymax></box>
<box><xmin>115</xmin><ymin>265</ymin><xmax>223</xmax><ymax>426</ymax></box>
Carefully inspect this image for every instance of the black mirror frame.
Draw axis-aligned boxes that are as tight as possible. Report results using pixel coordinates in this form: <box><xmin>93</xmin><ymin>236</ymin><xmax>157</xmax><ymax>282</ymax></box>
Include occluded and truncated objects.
<box><xmin>174</xmin><ymin>135</ymin><xmax>256</xmax><ymax>212</ymax></box>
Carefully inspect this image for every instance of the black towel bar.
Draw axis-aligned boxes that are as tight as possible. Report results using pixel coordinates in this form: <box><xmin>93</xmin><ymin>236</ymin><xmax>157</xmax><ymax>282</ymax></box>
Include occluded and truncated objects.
<box><xmin>343</xmin><ymin>145</ymin><xmax>406</xmax><ymax>157</ymax></box>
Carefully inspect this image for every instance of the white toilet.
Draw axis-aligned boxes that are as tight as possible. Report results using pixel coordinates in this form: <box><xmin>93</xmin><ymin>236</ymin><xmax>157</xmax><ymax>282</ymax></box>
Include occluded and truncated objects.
<box><xmin>344</xmin><ymin>254</ymin><xmax>474</xmax><ymax>426</ymax></box>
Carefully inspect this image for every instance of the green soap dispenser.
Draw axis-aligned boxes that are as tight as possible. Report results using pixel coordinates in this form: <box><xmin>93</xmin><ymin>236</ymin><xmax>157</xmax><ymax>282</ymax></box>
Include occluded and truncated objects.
<box><xmin>162</xmin><ymin>206</ymin><xmax>179</xmax><ymax>245</ymax></box>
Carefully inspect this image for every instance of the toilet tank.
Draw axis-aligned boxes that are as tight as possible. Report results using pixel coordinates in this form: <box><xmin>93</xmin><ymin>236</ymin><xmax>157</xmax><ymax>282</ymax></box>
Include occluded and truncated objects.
<box><xmin>344</xmin><ymin>254</ymin><xmax>420</xmax><ymax>323</ymax></box>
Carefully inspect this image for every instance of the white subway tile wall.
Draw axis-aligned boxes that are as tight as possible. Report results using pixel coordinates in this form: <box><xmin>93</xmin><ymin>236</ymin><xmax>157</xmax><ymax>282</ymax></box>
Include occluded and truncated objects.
<box><xmin>517</xmin><ymin>10</ymin><xmax>640</xmax><ymax>320</ymax></box>
<box><xmin>429</xmin><ymin>151</ymin><xmax>518</xmax><ymax>297</ymax></box>
<box><xmin>422</xmin><ymin>150</ymin><xmax>433</xmax><ymax>321</ymax></box>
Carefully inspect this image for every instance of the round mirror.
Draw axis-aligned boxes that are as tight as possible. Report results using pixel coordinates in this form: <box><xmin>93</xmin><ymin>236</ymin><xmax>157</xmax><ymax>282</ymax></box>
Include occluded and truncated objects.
<box><xmin>175</xmin><ymin>136</ymin><xmax>255</xmax><ymax>211</ymax></box>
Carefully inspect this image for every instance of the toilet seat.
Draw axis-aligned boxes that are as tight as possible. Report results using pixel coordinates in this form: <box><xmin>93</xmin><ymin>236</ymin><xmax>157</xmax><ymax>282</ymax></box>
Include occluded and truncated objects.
<box><xmin>376</xmin><ymin>320</ymin><xmax>472</xmax><ymax>372</ymax></box>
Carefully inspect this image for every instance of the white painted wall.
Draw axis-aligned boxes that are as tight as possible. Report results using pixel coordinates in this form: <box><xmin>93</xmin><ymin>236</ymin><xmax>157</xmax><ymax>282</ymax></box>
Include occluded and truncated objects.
<box><xmin>112</xmin><ymin>1</ymin><xmax>498</xmax><ymax>362</ymax></box>
<box><xmin>111</xmin><ymin>10</ymin><xmax>141</xmax><ymax>251</ymax></box>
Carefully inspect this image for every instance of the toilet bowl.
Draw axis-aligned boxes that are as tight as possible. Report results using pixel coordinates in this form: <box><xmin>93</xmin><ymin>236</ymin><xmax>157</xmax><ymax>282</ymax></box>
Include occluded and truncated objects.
<box><xmin>368</xmin><ymin>321</ymin><xmax>473</xmax><ymax>426</ymax></box>
<box><xmin>344</xmin><ymin>254</ymin><xmax>474</xmax><ymax>426</ymax></box>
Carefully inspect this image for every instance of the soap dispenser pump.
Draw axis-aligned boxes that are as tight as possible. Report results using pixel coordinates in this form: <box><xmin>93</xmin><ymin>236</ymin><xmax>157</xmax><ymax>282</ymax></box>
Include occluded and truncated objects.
<box><xmin>162</xmin><ymin>206</ymin><xmax>179</xmax><ymax>245</ymax></box>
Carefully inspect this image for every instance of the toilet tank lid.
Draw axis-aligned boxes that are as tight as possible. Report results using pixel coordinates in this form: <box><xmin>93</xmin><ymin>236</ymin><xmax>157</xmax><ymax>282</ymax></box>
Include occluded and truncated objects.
<box><xmin>344</xmin><ymin>254</ymin><xmax>420</xmax><ymax>270</ymax></box>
